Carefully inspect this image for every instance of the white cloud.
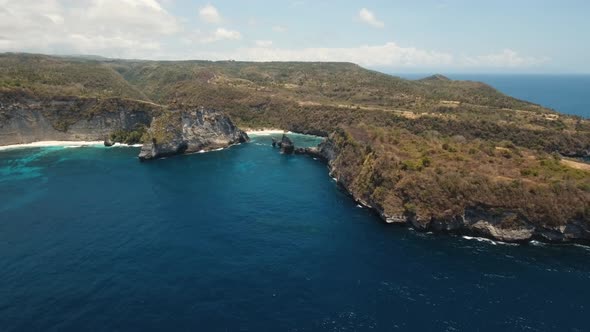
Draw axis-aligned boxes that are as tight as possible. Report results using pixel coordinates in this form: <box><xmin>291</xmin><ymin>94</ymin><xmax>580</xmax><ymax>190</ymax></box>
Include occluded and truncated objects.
<box><xmin>183</xmin><ymin>42</ymin><xmax>454</xmax><ymax>68</ymax></box>
<box><xmin>191</xmin><ymin>28</ymin><xmax>241</xmax><ymax>44</ymax></box>
<box><xmin>289</xmin><ymin>1</ymin><xmax>305</xmax><ymax>7</ymax></box>
<box><xmin>210</xmin><ymin>28</ymin><xmax>241</xmax><ymax>41</ymax></box>
<box><xmin>358</xmin><ymin>8</ymin><xmax>384</xmax><ymax>28</ymax></box>
<box><xmin>463</xmin><ymin>49</ymin><xmax>550</xmax><ymax>68</ymax></box>
<box><xmin>255</xmin><ymin>40</ymin><xmax>273</xmax><ymax>47</ymax></box>
<box><xmin>176</xmin><ymin>43</ymin><xmax>548</xmax><ymax>71</ymax></box>
<box><xmin>0</xmin><ymin>0</ymin><xmax>179</xmax><ymax>57</ymax></box>
<box><xmin>199</xmin><ymin>4</ymin><xmax>221</xmax><ymax>24</ymax></box>
<box><xmin>272</xmin><ymin>25</ymin><xmax>287</xmax><ymax>33</ymax></box>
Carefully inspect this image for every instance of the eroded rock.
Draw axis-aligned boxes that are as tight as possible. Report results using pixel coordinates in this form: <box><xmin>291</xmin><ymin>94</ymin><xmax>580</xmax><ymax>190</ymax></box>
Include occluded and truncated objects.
<box><xmin>138</xmin><ymin>108</ymin><xmax>248</xmax><ymax>161</ymax></box>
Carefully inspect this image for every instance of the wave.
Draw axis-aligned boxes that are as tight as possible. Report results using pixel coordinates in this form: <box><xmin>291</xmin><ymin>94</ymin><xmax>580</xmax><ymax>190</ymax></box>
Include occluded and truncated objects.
<box><xmin>111</xmin><ymin>143</ymin><xmax>143</xmax><ymax>147</ymax></box>
<box><xmin>462</xmin><ymin>235</ymin><xmax>519</xmax><ymax>246</ymax></box>
<box><xmin>529</xmin><ymin>240</ymin><xmax>546</xmax><ymax>247</ymax></box>
<box><xmin>573</xmin><ymin>243</ymin><xmax>590</xmax><ymax>251</ymax></box>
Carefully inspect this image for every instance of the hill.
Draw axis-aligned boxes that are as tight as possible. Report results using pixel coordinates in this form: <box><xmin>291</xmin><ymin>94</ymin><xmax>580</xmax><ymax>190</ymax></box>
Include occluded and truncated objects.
<box><xmin>0</xmin><ymin>53</ymin><xmax>147</xmax><ymax>100</ymax></box>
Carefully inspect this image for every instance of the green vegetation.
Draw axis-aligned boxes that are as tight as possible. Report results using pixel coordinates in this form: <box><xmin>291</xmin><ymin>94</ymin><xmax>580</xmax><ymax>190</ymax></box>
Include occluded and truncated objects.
<box><xmin>327</xmin><ymin>125</ymin><xmax>589</xmax><ymax>228</ymax></box>
<box><xmin>143</xmin><ymin>111</ymin><xmax>182</xmax><ymax>143</ymax></box>
<box><xmin>109</xmin><ymin>127</ymin><xmax>147</xmax><ymax>145</ymax></box>
<box><xmin>0</xmin><ymin>53</ymin><xmax>146</xmax><ymax>99</ymax></box>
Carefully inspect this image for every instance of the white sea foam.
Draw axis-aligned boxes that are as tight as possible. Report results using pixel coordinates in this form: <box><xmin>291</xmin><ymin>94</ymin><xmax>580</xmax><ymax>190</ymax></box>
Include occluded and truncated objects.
<box><xmin>111</xmin><ymin>143</ymin><xmax>143</xmax><ymax>148</ymax></box>
<box><xmin>462</xmin><ymin>235</ymin><xmax>518</xmax><ymax>246</ymax></box>
<box><xmin>573</xmin><ymin>243</ymin><xmax>590</xmax><ymax>251</ymax></box>
<box><xmin>530</xmin><ymin>240</ymin><xmax>546</xmax><ymax>247</ymax></box>
<box><xmin>462</xmin><ymin>236</ymin><xmax>498</xmax><ymax>245</ymax></box>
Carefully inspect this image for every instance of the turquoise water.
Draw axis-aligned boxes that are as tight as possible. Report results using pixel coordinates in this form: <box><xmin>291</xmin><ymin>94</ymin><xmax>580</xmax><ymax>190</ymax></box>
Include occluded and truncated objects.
<box><xmin>1</xmin><ymin>134</ymin><xmax>589</xmax><ymax>331</ymax></box>
<box><xmin>399</xmin><ymin>74</ymin><xmax>590</xmax><ymax>118</ymax></box>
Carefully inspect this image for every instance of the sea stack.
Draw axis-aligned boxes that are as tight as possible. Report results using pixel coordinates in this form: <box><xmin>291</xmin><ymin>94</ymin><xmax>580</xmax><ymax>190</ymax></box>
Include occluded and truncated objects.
<box><xmin>277</xmin><ymin>134</ymin><xmax>294</xmax><ymax>154</ymax></box>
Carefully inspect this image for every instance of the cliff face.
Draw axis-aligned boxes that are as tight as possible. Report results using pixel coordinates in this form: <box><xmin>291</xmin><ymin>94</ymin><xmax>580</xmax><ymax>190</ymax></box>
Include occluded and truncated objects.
<box><xmin>303</xmin><ymin>131</ymin><xmax>590</xmax><ymax>244</ymax></box>
<box><xmin>138</xmin><ymin>108</ymin><xmax>249</xmax><ymax>161</ymax></box>
<box><xmin>0</xmin><ymin>93</ymin><xmax>160</xmax><ymax>145</ymax></box>
<box><xmin>0</xmin><ymin>91</ymin><xmax>249</xmax><ymax>161</ymax></box>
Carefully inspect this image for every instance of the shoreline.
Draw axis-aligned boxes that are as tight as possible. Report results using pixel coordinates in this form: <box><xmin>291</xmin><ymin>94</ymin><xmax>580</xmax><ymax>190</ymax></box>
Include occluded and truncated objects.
<box><xmin>245</xmin><ymin>129</ymin><xmax>290</xmax><ymax>136</ymax></box>
<box><xmin>0</xmin><ymin>140</ymin><xmax>104</xmax><ymax>151</ymax></box>
<box><xmin>0</xmin><ymin>141</ymin><xmax>143</xmax><ymax>151</ymax></box>
<box><xmin>298</xmin><ymin>140</ymin><xmax>590</xmax><ymax>247</ymax></box>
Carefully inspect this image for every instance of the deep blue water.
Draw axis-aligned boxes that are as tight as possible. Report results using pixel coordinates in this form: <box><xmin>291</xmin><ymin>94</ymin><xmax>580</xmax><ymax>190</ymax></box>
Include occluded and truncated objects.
<box><xmin>398</xmin><ymin>74</ymin><xmax>590</xmax><ymax>118</ymax></box>
<box><xmin>1</xmin><ymin>135</ymin><xmax>590</xmax><ymax>331</ymax></box>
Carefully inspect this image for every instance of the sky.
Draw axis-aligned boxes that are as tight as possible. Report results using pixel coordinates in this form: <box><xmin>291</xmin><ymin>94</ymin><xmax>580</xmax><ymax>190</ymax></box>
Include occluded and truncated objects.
<box><xmin>0</xmin><ymin>0</ymin><xmax>588</xmax><ymax>73</ymax></box>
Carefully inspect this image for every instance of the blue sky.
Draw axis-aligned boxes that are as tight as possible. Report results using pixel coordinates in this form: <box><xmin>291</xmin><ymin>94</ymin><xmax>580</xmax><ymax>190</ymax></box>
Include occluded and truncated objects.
<box><xmin>0</xmin><ymin>0</ymin><xmax>588</xmax><ymax>73</ymax></box>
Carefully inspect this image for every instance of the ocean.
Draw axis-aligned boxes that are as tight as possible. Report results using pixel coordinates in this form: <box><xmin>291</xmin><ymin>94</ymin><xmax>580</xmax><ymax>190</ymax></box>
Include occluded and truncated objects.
<box><xmin>0</xmin><ymin>134</ymin><xmax>589</xmax><ymax>331</ymax></box>
<box><xmin>399</xmin><ymin>74</ymin><xmax>590</xmax><ymax>118</ymax></box>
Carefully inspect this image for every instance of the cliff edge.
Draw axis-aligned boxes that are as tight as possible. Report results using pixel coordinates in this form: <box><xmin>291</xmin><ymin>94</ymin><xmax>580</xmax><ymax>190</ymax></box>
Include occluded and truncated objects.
<box><xmin>300</xmin><ymin>129</ymin><xmax>590</xmax><ymax>244</ymax></box>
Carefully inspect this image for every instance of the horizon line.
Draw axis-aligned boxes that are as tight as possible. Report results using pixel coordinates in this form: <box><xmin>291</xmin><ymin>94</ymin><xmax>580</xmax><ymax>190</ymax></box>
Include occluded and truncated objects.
<box><xmin>2</xmin><ymin>51</ymin><xmax>589</xmax><ymax>76</ymax></box>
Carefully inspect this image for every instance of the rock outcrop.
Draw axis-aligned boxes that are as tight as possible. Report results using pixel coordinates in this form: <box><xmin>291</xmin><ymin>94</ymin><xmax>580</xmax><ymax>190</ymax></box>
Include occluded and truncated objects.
<box><xmin>138</xmin><ymin>108</ymin><xmax>248</xmax><ymax>161</ymax></box>
<box><xmin>104</xmin><ymin>136</ymin><xmax>114</xmax><ymax>147</ymax></box>
<box><xmin>295</xmin><ymin>137</ymin><xmax>336</xmax><ymax>161</ymax></box>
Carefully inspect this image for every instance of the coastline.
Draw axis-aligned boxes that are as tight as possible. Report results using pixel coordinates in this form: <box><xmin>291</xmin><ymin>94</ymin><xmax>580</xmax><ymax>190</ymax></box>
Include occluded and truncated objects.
<box><xmin>298</xmin><ymin>137</ymin><xmax>590</xmax><ymax>246</ymax></box>
<box><xmin>0</xmin><ymin>140</ymin><xmax>104</xmax><ymax>151</ymax></box>
<box><xmin>245</xmin><ymin>129</ymin><xmax>290</xmax><ymax>136</ymax></box>
<box><xmin>0</xmin><ymin>141</ymin><xmax>143</xmax><ymax>151</ymax></box>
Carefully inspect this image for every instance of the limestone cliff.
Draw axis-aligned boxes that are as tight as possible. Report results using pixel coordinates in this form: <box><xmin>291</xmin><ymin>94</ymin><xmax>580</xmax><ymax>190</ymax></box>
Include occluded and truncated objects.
<box><xmin>0</xmin><ymin>91</ymin><xmax>249</xmax><ymax>161</ymax></box>
<box><xmin>0</xmin><ymin>90</ymin><xmax>161</xmax><ymax>145</ymax></box>
<box><xmin>138</xmin><ymin>108</ymin><xmax>249</xmax><ymax>161</ymax></box>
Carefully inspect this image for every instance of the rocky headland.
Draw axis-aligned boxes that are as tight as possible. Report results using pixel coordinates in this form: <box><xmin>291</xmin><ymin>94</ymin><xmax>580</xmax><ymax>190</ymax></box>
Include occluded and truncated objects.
<box><xmin>138</xmin><ymin>108</ymin><xmax>248</xmax><ymax>161</ymax></box>
<box><xmin>0</xmin><ymin>90</ymin><xmax>248</xmax><ymax>160</ymax></box>
<box><xmin>288</xmin><ymin>133</ymin><xmax>590</xmax><ymax>244</ymax></box>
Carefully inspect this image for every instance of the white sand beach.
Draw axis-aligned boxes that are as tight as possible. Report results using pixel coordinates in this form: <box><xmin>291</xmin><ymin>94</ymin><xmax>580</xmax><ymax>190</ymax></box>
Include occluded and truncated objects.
<box><xmin>0</xmin><ymin>141</ymin><xmax>147</xmax><ymax>151</ymax></box>
<box><xmin>246</xmin><ymin>129</ymin><xmax>290</xmax><ymax>136</ymax></box>
<box><xmin>0</xmin><ymin>141</ymin><xmax>104</xmax><ymax>151</ymax></box>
